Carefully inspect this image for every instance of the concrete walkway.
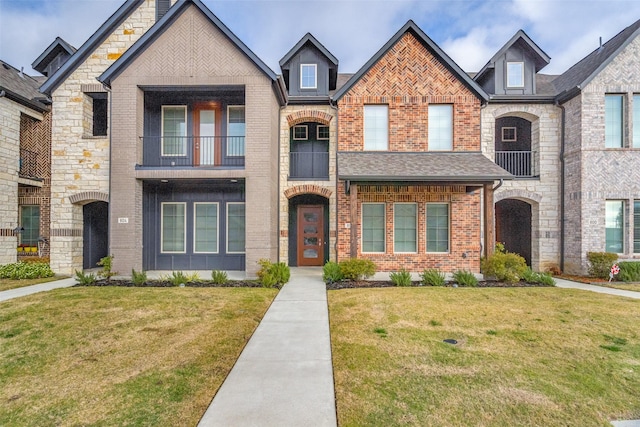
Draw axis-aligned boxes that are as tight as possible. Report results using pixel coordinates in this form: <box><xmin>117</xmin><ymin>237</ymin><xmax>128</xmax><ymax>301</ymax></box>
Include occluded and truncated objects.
<box><xmin>0</xmin><ymin>276</ymin><xmax>76</xmax><ymax>302</ymax></box>
<box><xmin>554</xmin><ymin>278</ymin><xmax>640</xmax><ymax>299</ymax></box>
<box><xmin>198</xmin><ymin>267</ymin><xmax>337</xmax><ymax>427</ymax></box>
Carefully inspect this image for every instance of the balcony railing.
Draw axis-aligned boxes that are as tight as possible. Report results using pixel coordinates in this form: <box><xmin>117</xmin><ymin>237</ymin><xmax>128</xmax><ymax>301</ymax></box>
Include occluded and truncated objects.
<box><xmin>289</xmin><ymin>152</ymin><xmax>329</xmax><ymax>179</ymax></box>
<box><xmin>495</xmin><ymin>151</ymin><xmax>537</xmax><ymax>178</ymax></box>
<box><xmin>140</xmin><ymin>136</ymin><xmax>244</xmax><ymax>167</ymax></box>
<box><xmin>19</xmin><ymin>149</ymin><xmax>39</xmax><ymax>178</ymax></box>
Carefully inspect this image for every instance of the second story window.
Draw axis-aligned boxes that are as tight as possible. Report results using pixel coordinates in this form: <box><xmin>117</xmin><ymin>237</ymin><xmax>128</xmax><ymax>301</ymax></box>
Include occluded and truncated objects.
<box><xmin>162</xmin><ymin>106</ymin><xmax>187</xmax><ymax>156</ymax></box>
<box><xmin>300</xmin><ymin>64</ymin><xmax>317</xmax><ymax>89</ymax></box>
<box><xmin>428</xmin><ymin>105</ymin><xmax>453</xmax><ymax>150</ymax></box>
<box><xmin>507</xmin><ymin>62</ymin><xmax>524</xmax><ymax>88</ymax></box>
<box><xmin>605</xmin><ymin>94</ymin><xmax>624</xmax><ymax>148</ymax></box>
<box><xmin>364</xmin><ymin>105</ymin><xmax>388</xmax><ymax>150</ymax></box>
<box><xmin>227</xmin><ymin>106</ymin><xmax>245</xmax><ymax>156</ymax></box>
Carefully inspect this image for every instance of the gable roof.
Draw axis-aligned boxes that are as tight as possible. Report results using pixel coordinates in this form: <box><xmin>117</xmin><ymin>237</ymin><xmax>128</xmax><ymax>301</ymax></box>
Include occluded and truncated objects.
<box><xmin>0</xmin><ymin>59</ymin><xmax>50</xmax><ymax>112</ymax></box>
<box><xmin>554</xmin><ymin>18</ymin><xmax>640</xmax><ymax>102</ymax></box>
<box><xmin>474</xmin><ymin>30</ymin><xmax>550</xmax><ymax>83</ymax></box>
<box><xmin>39</xmin><ymin>0</ymin><xmax>145</xmax><ymax>95</ymax></box>
<box><xmin>99</xmin><ymin>0</ymin><xmax>280</xmax><ymax>88</ymax></box>
<box><xmin>333</xmin><ymin>20</ymin><xmax>488</xmax><ymax>102</ymax></box>
<box><xmin>279</xmin><ymin>33</ymin><xmax>339</xmax><ymax>68</ymax></box>
<box><xmin>31</xmin><ymin>37</ymin><xmax>77</xmax><ymax>76</ymax></box>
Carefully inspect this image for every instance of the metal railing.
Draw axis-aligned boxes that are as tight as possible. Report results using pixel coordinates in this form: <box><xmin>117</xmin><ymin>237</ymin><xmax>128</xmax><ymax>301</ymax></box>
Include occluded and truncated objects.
<box><xmin>495</xmin><ymin>151</ymin><xmax>537</xmax><ymax>177</ymax></box>
<box><xmin>289</xmin><ymin>151</ymin><xmax>329</xmax><ymax>179</ymax></box>
<box><xmin>19</xmin><ymin>149</ymin><xmax>39</xmax><ymax>178</ymax></box>
<box><xmin>139</xmin><ymin>136</ymin><xmax>244</xmax><ymax>167</ymax></box>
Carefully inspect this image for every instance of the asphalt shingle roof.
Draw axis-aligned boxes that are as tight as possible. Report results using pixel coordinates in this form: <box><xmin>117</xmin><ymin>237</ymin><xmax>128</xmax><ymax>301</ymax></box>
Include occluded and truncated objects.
<box><xmin>0</xmin><ymin>60</ymin><xmax>50</xmax><ymax>111</ymax></box>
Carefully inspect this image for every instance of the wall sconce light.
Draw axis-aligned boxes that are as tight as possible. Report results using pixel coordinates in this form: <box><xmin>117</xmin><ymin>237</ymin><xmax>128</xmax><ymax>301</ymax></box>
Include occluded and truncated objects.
<box><xmin>13</xmin><ymin>226</ymin><xmax>24</xmax><ymax>234</ymax></box>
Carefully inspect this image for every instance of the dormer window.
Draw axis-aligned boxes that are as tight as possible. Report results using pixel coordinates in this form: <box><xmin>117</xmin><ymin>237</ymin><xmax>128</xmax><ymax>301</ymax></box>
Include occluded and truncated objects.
<box><xmin>506</xmin><ymin>62</ymin><xmax>524</xmax><ymax>88</ymax></box>
<box><xmin>300</xmin><ymin>64</ymin><xmax>317</xmax><ymax>89</ymax></box>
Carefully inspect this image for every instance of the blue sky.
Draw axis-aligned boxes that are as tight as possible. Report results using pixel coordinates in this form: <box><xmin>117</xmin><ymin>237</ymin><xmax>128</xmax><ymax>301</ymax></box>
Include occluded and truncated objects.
<box><xmin>1</xmin><ymin>0</ymin><xmax>639</xmax><ymax>77</ymax></box>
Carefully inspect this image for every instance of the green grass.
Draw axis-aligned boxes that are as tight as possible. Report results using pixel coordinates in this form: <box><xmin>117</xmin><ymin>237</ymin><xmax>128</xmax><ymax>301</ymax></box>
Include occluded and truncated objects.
<box><xmin>0</xmin><ymin>277</ymin><xmax>62</xmax><ymax>292</ymax></box>
<box><xmin>329</xmin><ymin>287</ymin><xmax>640</xmax><ymax>426</ymax></box>
<box><xmin>0</xmin><ymin>286</ymin><xmax>277</xmax><ymax>426</ymax></box>
<box><xmin>600</xmin><ymin>282</ymin><xmax>640</xmax><ymax>292</ymax></box>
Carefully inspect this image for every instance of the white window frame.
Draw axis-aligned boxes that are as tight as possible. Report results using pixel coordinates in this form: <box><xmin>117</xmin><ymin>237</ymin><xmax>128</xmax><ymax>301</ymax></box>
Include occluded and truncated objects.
<box><xmin>293</xmin><ymin>125</ymin><xmax>308</xmax><ymax>140</ymax></box>
<box><xmin>502</xmin><ymin>127</ymin><xmax>517</xmax><ymax>142</ymax></box>
<box><xmin>361</xmin><ymin>203</ymin><xmax>386</xmax><ymax>254</ymax></box>
<box><xmin>317</xmin><ymin>125</ymin><xmax>329</xmax><ymax>140</ymax></box>
<box><xmin>161</xmin><ymin>105</ymin><xmax>187</xmax><ymax>157</ymax></box>
<box><xmin>506</xmin><ymin>62</ymin><xmax>524</xmax><ymax>88</ymax></box>
<box><xmin>428</xmin><ymin>104</ymin><xmax>453</xmax><ymax>151</ymax></box>
<box><xmin>226</xmin><ymin>202</ymin><xmax>246</xmax><ymax>254</ymax></box>
<box><xmin>393</xmin><ymin>203</ymin><xmax>417</xmax><ymax>254</ymax></box>
<box><xmin>426</xmin><ymin>203</ymin><xmax>450</xmax><ymax>253</ymax></box>
<box><xmin>193</xmin><ymin>202</ymin><xmax>219</xmax><ymax>254</ymax></box>
<box><xmin>605</xmin><ymin>94</ymin><xmax>625</xmax><ymax>148</ymax></box>
<box><xmin>300</xmin><ymin>64</ymin><xmax>317</xmax><ymax>89</ymax></box>
<box><xmin>161</xmin><ymin>202</ymin><xmax>187</xmax><ymax>254</ymax></box>
<box><xmin>605</xmin><ymin>200</ymin><xmax>625</xmax><ymax>254</ymax></box>
<box><xmin>227</xmin><ymin>105</ymin><xmax>246</xmax><ymax>157</ymax></box>
<box><xmin>364</xmin><ymin>105</ymin><xmax>389</xmax><ymax>151</ymax></box>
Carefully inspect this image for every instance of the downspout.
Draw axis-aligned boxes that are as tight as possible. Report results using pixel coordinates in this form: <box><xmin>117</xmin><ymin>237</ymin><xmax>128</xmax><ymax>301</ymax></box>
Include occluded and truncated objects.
<box><xmin>277</xmin><ymin>80</ymin><xmax>288</xmax><ymax>264</ymax></box>
<box><xmin>556</xmin><ymin>100</ymin><xmax>566</xmax><ymax>272</ymax></box>
<box><xmin>330</xmin><ymin>99</ymin><xmax>339</xmax><ymax>262</ymax></box>
<box><xmin>492</xmin><ymin>178</ymin><xmax>503</xmax><ymax>191</ymax></box>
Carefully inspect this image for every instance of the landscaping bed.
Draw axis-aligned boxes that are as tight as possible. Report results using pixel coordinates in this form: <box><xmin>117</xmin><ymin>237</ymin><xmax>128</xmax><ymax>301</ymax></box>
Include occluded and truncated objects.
<box><xmin>326</xmin><ymin>280</ymin><xmax>556</xmax><ymax>290</ymax></box>
<box><xmin>75</xmin><ymin>279</ymin><xmax>265</xmax><ymax>288</ymax></box>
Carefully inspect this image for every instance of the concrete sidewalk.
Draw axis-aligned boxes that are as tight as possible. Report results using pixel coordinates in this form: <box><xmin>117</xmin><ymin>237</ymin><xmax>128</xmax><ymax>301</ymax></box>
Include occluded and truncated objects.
<box><xmin>198</xmin><ymin>267</ymin><xmax>337</xmax><ymax>427</ymax></box>
<box><xmin>0</xmin><ymin>277</ymin><xmax>77</xmax><ymax>302</ymax></box>
<box><xmin>554</xmin><ymin>278</ymin><xmax>640</xmax><ymax>300</ymax></box>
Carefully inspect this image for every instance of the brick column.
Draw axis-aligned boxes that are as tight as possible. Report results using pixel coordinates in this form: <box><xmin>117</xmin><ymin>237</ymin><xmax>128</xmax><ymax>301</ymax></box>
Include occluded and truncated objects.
<box><xmin>484</xmin><ymin>183</ymin><xmax>495</xmax><ymax>258</ymax></box>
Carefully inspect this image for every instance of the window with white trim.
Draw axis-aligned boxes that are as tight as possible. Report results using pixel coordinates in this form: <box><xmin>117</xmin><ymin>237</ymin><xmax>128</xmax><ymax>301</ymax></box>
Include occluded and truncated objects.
<box><xmin>317</xmin><ymin>125</ymin><xmax>329</xmax><ymax>140</ymax></box>
<box><xmin>227</xmin><ymin>203</ymin><xmax>246</xmax><ymax>254</ymax></box>
<box><xmin>426</xmin><ymin>203</ymin><xmax>449</xmax><ymax>253</ymax></box>
<box><xmin>293</xmin><ymin>125</ymin><xmax>308</xmax><ymax>140</ymax></box>
<box><xmin>162</xmin><ymin>106</ymin><xmax>187</xmax><ymax>156</ymax></box>
<box><xmin>633</xmin><ymin>95</ymin><xmax>640</xmax><ymax>148</ymax></box>
<box><xmin>161</xmin><ymin>202</ymin><xmax>186</xmax><ymax>253</ymax></box>
<box><xmin>506</xmin><ymin>62</ymin><xmax>524</xmax><ymax>88</ymax></box>
<box><xmin>605</xmin><ymin>200</ymin><xmax>624</xmax><ymax>253</ymax></box>
<box><xmin>300</xmin><ymin>64</ymin><xmax>317</xmax><ymax>89</ymax></box>
<box><xmin>227</xmin><ymin>106</ymin><xmax>245</xmax><ymax>156</ymax></box>
<box><xmin>362</xmin><ymin>203</ymin><xmax>385</xmax><ymax>253</ymax></box>
<box><xmin>605</xmin><ymin>94</ymin><xmax>624</xmax><ymax>148</ymax></box>
<box><xmin>502</xmin><ymin>127</ymin><xmax>517</xmax><ymax>142</ymax></box>
<box><xmin>394</xmin><ymin>203</ymin><xmax>417</xmax><ymax>253</ymax></box>
<box><xmin>428</xmin><ymin>105</ymin><xmax>453</xmax><ymax>150</ymax></box>
<box><xmin>194</xmin><ymin>203</ymin><xmax>218</xmax><ymax>253</ymax></box>
<box><xmin>364</xmin><ymin>105</ymin><xmax>388</xmax><ymax>150</ymax></box>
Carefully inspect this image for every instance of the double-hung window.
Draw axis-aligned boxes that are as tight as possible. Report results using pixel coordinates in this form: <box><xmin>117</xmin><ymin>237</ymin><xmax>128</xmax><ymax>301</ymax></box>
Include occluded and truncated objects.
<box><xmin>300</xmin><ymin>64</ymin><xmax>317</xmax><ymax>89</ymax></box>
<box><xmin>633</xmin><ymin>95</ymin><xmax>640</xmax><ymax>147</ymax></box>
<box><xmin>428</xmin><ymin>105</ymin><xmax>453</xmax><ymax>150</ymax></box>
<box><xmin>227</xmin><ymin>106</ymin><xmax>245</xmax><ymax>157</ymax></box>
<box><xmin>426</xmin><ymin>203</ymin><xmax>449</xmax><ymax>253</ymax></box>
<box><xmin>362</xmin><ymin>203</ymin><xmax>385</xmax><ymax>253</ymax></box>
<box><xmin>161</xmin><ymin>202</ymin><xmax>186</xmax><ymax>253</ymax></box>
<box><xmin>194</xmin><ymin>203</ymin><xmax>218</xmax><ymax>253</ymax></box>
<box><xmin>506</xmin><ymin>62</ymin><xmax>524</xmax><ymax>88</ymax></box>
<box><xmin>227</xmin><ymin>203</ymin><xmax>246</xmax><ymax>254</ymax></box>
<box><xmin>20</xmin><ymin>205</ymin><xmax>40</xmax><ymax>246</ymax></box>
<box><xmin>605</xmin><ymin>200</ymin><xmax>624</xmax><ymax>253</ymax></box>
<box><xmin>394</xmin><ymin>203</ymin><xmax>417</xmax><ymax>253</ymax></box>
<box><xmin>605</xmin><ymin>94</ymin><xmax>624</xmax><ymax>148</ymax></box>
<box><xmin>162</xmin><ymin>106</ymin><xmax>187</xmax><ymax>156</ymax></box>
<box><xmin>364</xmin><ymin>105</ymin><xmax>388</xmax><ymax>150</ymax></box>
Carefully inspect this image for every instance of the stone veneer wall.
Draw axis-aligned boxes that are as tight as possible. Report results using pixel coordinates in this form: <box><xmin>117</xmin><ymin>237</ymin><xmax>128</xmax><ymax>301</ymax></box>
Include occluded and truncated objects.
<box><xmin>279</xmin><ymin>105</ymin><xmax>337</xmax><ymax>265</ymax></box>
<box><xmin>481</xmin><ymin>103</ymin><xmax>562</xmax><ymax>272</ymax></box>
<box><xmin>49</xmin><ymin>0</ymin><xmax>157</xmax><ymax>274</ymax></box>
<box><xmin>565</xmin><ymin>35</ymin><xmax>640</xmax><ymax>273</ymax></box>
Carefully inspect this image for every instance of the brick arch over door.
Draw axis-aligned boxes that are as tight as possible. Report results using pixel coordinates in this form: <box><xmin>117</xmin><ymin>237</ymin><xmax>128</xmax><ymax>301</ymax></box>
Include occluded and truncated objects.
<box><xmin>69</xmin><ymin>191</ymin><xmax>109</xmax><ymax>205</ymax></box>
<box><xmin>494</xmin><ymin>189</ymin><xmax>542</xmax><ymax>204</ymax></box>
<box><xmin>284</xmin><ymin>185</ymin><xmax>332</xmax><ymax>199</ymax></box>
<box><xmin>286</xmin><ymin>110</ymin><xmax>333</xmax><ymax>127</ymax></box>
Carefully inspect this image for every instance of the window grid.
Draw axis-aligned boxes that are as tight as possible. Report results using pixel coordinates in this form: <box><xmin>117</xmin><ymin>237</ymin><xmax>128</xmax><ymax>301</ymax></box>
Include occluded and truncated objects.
<box><xmin>502</xmin><ymin>127</ymin><xmax>517</xmax><ymax>142</ymax></box>
<box><xmin>362</xmin><ymin>203</ymin><xmax>386</xmax><ymax>253</ymax></box>
<box><xmin>605</xmin><ymin>94</ymin><xmax>624</xmax><ymax>148</ymax></box>
<box><xmin>428</xmin><ymin>105</ymin><xmax>453</xmax><ymax>150</ymax></box>
<box><xmin>393</xmin><ymin>203</ymin><xmax>417</xmax><ymax>253</ymax></box>
<box><xmin>293</xmin><ymin>125</ymin><xmax>308</xmax><ymax>140</ymax></box>
<box><xmin>161</xmin><ymin>106</ymin><xmax>187</xmax><ymax>156</ymax></box>
<box><xmin>300</xmin><ymin>64</ymin><xmax>317</xmax><ymax>89</ymax></box>
<box><xmin>634</xmin><ymin>201</ymin><xmax>640</xmax><ymax>253</ymax></box>
<box><xmin>227</xmin><ymin>203</ymin><xmax>246</xmax><ymax>254</ymax></box>
<box><xmin>194</xmin><ymin>203</ymin><xmax>219</xmax><ymax>254</ymax></box>
<box><xmin>507</xmin><ymin>62</ymin><xmax>524</xmax><ymax>87</ymax></box>
<box><xmin>161</xmin><ymin>202</ymin><xmax>186</xmax><ymax>253</ymax></box>
<box><xmin>426</xmin><ymin>203</ymin><xmax>449</xmax><ymax>253</ymax></box>
<box><xmin>364</xmin><ymin>105</ymin><xmax>388</xmax><ymax>150</ymax></box>
<box><xmin>20</xmin><ymin>205</ymin><xmax>40</xmax><ymax>246</ymax></box>
<box><xmin>605</xmin><ymin>200</ymin><xmax>624</xmax><ymax>253</ymax></box>
<box><xmin>227</xmin><ymin>105</ymin><xmax>245</xmax><ymax>156</ymax></box>
<box><xmin>317</xmin><ymin>125</ymin><xmax>330</xmax><ymax>140</ymax></box>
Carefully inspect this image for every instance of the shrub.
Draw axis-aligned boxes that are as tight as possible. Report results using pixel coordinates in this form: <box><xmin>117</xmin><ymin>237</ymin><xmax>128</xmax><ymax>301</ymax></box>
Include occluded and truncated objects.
<box><xmin>131</xmin><ymin>269</ymin><xmax>147</xmax><ymax>286</ymax></box>
<box><xmin>211</xmin><ymin>270</ymin><xmax>229</xmax><ymax>285</ymax></box>
<box><xmin>522</xmin><ymin>268</ymin><xmax>556</xmax><ymax>286</ymax></box>
<box><xmin>390</xmin><ymin>269</ymin><xmax>412</xmax><ymax>286</ymax></box>
<box><xmin>257</xmin><ymin>259</ymin><xmax>290</xmax><ymax>287</ymax></box>
<box><xmin>75</xmin><ymin>270</ymin><xmax>97</xmax><ymax>285</ymax></box>
<box><xmin>453</xmin><ymin>270</ymin><xmax>478</xmax><ymax>287</ymax></box>
<box><xmin>587</xmin><ymin>252</ymin><xmax>618</xmax><ymax>279</ymax></box>
<box><xmin>0</xmin><ymin>262</ymin><xmax>54</xmax><ymax>280</ymax></box>
<box><xmin>481</xmin><ymin>245</ymin><xmax>528</xmax><ymax>284</ymax></box>
<box><xmin>339</xmin><ymin>259</ymin><xmax>376</xmax><ymax>281</ymax></box>
<box><xmin>164</xmin><ymin>271</ymin><xmax>189</xmax><ymax>286</ymax></box>
<box><xmin>537</xmin><ymin>272</ymin><xmax>556</xmax><ymax>286</ymax></box>
<box><xmin>21</xmin><ymin>256</ymin><xmax>50</xmax><ymax>264</ymax></box>
<box><xmin>618</xmin><ymin>261</ymin><xmax>640</xmax><ymax>282</ymax></box>
<box><xmin>97</xmin><ymin>255</ymin><xmax>118</xmax><ymax>281</ymax></box>
<box><xmin>322</xmin><ymin>261</ymin><xmax>344</xmax><ymax>284</ymax></box>
<box><xmin>420</xmin><ymin>268</ymin><xmax>446</xmax><ymax>286</ymax></box>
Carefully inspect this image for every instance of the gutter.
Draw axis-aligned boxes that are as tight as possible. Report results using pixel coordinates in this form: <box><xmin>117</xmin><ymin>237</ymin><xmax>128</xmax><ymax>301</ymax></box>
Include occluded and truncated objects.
<box><xmin>556</xmin><ymin>100</ymin><xmax>566</xmax><ymax>272</ymax></box>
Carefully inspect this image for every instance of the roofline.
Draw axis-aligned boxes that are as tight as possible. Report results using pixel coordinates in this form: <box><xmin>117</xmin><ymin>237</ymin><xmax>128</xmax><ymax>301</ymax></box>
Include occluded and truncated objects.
<box><xmin>99</xmin><ymin>0</ymin><xmax>278</xmax><ymax>87</ymax></box>
<box><xmin>0</xmin><ymin>88</ymin><xmax>50</xmax><ymax>113</ymax></box>
<box><xmin>488</xmin><ymin>94</ymin><xmax>556</xmax><ymax>104</ymax></box>
<box><xmin>332</xmin><ymin>20</ymin><xmax>488</xmax><ymax>102</ymax></box>
<box><xmin>338</xmin><ymin>175</ymin><xmax>511</xmax><ymax>182</ymax></box>
<box><xmin>40</xmin><ymin>0</ymin><xmax>145</xmax><ymax>95</ymax></box>
<box><xmin>278</xmin><ymin>32</ymin><xmax>339</xmax><ymax>68</ymax></box>
<box><xmin>31</xmin><ymin>36</ymin><xmax>76</xmax><ymax>71</ymax></box>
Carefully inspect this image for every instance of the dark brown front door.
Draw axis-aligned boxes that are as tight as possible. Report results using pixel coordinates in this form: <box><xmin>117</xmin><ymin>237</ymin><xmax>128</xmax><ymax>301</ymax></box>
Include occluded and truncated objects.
<box><xmin>297</xmin><ymin>205</ymin><xmax>324</xmax><ymax>266</ymax></box>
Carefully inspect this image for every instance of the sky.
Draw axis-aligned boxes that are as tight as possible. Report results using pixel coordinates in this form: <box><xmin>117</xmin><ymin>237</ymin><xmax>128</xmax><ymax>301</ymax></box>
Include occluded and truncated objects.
<box><xmin>1</xmin><ymin>0</ymin><xmax>639</xmax><ymax>78</ymax></box>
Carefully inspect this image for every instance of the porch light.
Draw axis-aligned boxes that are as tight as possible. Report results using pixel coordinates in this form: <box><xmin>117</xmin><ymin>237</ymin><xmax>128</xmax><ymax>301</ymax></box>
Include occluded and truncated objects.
<box><xmin>13</xmin><ymin>226</ymin><xmax>24</xmax><ymax>234</ymax></box>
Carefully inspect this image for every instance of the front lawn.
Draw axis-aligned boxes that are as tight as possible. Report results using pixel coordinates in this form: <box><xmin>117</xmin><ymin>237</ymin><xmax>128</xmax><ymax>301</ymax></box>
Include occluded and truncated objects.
<box><xmin>0</xmin><ymin>286</ymin><xmax>277</xmax><ymax>426</ymax></box>
<box><xmin>329</xmin><ymin>287</ymin><xmax>640</xmax><ymax>426</ymax></box>
<box><xmin>0</xmin><ymin>277</ymin><xmax>62</xmax><ymax>292</ymax></box>
<box><xmin>601</xmin><ymin>283</ymin><xmax>640</xmax><ymax>292</ymax></box>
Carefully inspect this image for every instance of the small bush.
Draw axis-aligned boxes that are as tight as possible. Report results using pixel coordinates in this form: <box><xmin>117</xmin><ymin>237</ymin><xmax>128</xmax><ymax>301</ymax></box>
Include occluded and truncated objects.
<box><xmin>165</xmin><ymin>271</ymin><xmax>189</xmax><ymax>286</ymax></box>
<box><xmin>211</xmin><ymin>270</ymin><xmax>228</xmax><ymax>285</ymax></box>
<box><xmin>453</xmin><ymin>270</ymin><xmax>478</xmax><ymax>287</ymax></box>
<box><xmin>481</xmin><ymin>245</ymin><xmax>528</xmax><ymax>284</ymax></box>
<box><xmin>260</xmin><ymin>272</ymin><xmax>278</xmax><ymax>288</ymax></box>
<box><xmin>75</xmin><ymin>270</ymin><xmax>97</xmax><ymax>285</ymax></box>
<box><xmin>131</xmin><ymin>269</ymin><xmax>147</xmax><ymax>286</ymax></box>
<box><xmin>97</xmin><ymin>255</ymin><xmax>118</xmax><ymax>281</ymax></box>
<box><xmin>537</xmin><ymin>272</ymin><xmax>556</xmax><ymax>286</ymax></box>
<box><xmin>322</xmin><ymin>261</ymin><xmax>344</xmax><ymax>284</ymax></box>
<box><xmin>587</xmin><ymin>252</ymin><xmax>618</xmax><ymax>279</ymax></box>
<box><xmin>257</xmin><ymin>259</ymin><xmax>290</xmax><ymax>287</ymax></box>
<box><xmin>522</xmin><ymin>268</ymin><xmax>556</xmax><ymax>286</ymax></box>
<box><xmin>420</xmin><ymin>268</ymin><xmax>446</xmax><ymax>286</ymax></box>
<box><xmin>339</xmin><ymin>259</ymin><xmax>376</xmax><ymax>281</ymax></box>
<box><xmin>618</xmin><ymin>261</ymin><xmax>640</xmax><ymax>282</ymax></box>
<box><xmin>390</xmin><ymin>269</ymin><xmax>412</xmax><ymax>286</ymax></box>
<box><xmin>0</xmin><ymin>262</ymin><xmax>54</xmax><ymax>279</ymax></box>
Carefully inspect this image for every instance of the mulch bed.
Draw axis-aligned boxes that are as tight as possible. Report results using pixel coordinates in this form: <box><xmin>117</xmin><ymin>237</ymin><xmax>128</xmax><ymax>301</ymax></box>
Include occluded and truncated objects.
<box><xmin>75</xmin><ymin>279</ymin><xmax>265</xmax><ymax>288</ymax></box>
<box><xmin>325</xmin><ymin>280</ymin><xmax>556</xmax><ymax>290</ymax></box>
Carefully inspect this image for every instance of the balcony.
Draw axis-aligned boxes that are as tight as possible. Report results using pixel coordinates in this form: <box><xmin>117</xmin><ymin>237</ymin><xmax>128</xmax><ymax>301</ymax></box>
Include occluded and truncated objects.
<box><xmin>19</xmin><ymin>149</ymin><xmax>40</xmax><ymax>179</ymax></box>
<box><xmin>139</xmin><ymin>136</ymin><xmax>244</xmax><ymax>168</ymax></box>
<box><xmin>289</xmin><ymin>152</ymin><xmax>329</xmax><ymax>179</ymax></box>
<box><xmin>495</xmin><ymin>151</ymin><xmax>537</xmax><ymax>178</ymax></box>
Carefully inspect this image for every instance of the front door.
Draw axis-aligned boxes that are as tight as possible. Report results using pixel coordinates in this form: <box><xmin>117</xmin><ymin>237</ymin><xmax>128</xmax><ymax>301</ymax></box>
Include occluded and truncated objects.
<box><xmin>193</xmin><ymin>103</ymin><xmax>220</xmax><ymax>166</ymax></box>
<box><xmin>297</xmin><ymin>205</ymin><xmax>324</xmax><ymax>266</ymax></box>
